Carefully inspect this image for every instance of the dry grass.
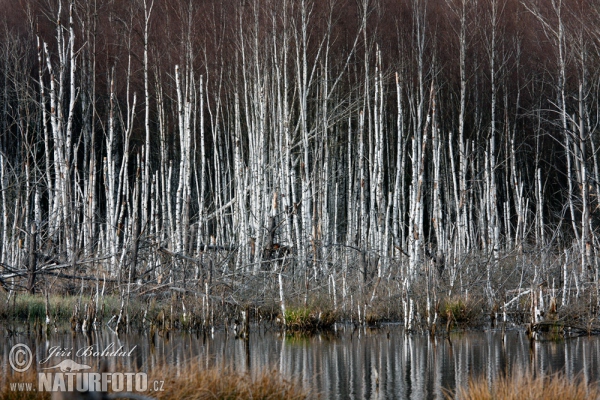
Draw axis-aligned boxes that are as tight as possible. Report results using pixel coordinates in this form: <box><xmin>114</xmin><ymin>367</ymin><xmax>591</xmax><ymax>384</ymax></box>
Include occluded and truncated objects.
<box><xmin>451</xmin><ymin>371</ymin><xmax>600</xmax><ymax>400</ymax></box>
<box><xmin>1</xmin><ymin>369</ymin><xmax>49</xmax><ymax>400</ymax></box>
<box><xmin>150</xmin><ymin>364</ymin><xmax>308</xmax><ymax>400</ymax></box>
<box><xmin>1</xmin><ymin>364</ymin><xmax>307</xmax><ymax>400</ymax></box>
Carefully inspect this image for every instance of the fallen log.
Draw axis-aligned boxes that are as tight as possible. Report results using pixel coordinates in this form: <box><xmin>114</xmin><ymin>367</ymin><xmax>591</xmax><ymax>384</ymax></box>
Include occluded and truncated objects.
<box><xmin>528</xmin><ymin>320</ymin><xmax>600</xmax><ymax>339</ymax></box>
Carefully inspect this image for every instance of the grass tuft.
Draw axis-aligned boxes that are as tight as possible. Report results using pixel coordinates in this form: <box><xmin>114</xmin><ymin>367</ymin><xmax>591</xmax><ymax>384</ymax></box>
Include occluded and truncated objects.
<box><xmin>1</xmin><ymin>364</ymin><xmax>307</xmax><ymax>400</ymax></box>
<box><xmin>283</xmin><ymin>306</ymin><xmax>335</xmax><ymax>333</ymax></box>
<box><xmin>150</xmin><ymin>364</ymin><xmax>307</xmax><ymax>400</ymax></box>
<box><xmin>442</xmin><ymin>296</ymin><xmax>480</xmax><ymax>326</ymax></box>
<box><xmin>450</xmin><ymin>370</ymin><xmax>600</xmax><ymax>400</ymax></box>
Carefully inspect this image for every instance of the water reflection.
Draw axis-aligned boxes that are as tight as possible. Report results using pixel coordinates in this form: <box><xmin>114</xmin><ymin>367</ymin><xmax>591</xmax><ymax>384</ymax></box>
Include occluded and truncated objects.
<box><xmin>2</xmin><ymin>325</ymin><xmax>600</xmax><ymax>399</ymax></box>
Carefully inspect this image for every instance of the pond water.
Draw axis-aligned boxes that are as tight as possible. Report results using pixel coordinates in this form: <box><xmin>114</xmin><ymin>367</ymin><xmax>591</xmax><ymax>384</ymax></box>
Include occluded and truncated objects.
<box><xmin>2</xmin><ymin>324</ymin><xmax>600</xmax><ymax>399</ymax></box>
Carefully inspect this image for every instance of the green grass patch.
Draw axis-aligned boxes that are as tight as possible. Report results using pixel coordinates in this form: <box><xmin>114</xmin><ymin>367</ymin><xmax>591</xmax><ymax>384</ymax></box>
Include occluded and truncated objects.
<box><xmin>283</xmin><ymin>307</ymin><xmax>336</xmax><ymax>333</ymax></box>
<box><xmin>441</xmin><ymin>296</ymin><xmax>480</xmax><ymax>326</ymax></box>
<box><xmin>0</xmin><ymin>293</ymin><xmax>125</xmax><ymax>323</ymax></box>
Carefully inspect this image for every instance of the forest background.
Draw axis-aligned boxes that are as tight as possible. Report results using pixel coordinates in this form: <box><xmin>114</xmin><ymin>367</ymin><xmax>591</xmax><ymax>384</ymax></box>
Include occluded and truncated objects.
<box><xmin>0</xmin><ymin>0</ymin><xmax>598</xmax><ymax>330</ymax></box>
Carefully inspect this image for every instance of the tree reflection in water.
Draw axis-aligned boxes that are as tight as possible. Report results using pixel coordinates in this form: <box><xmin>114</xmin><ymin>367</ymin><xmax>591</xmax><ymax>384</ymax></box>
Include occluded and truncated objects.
<box><xmin>2</xmin><ymin>326</ymin><xmax>599</xmax><ymax>399</ymax></box>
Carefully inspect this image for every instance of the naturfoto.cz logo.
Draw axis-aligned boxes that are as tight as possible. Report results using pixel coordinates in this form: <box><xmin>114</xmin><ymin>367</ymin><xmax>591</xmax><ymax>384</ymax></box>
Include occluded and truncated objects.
<box><xmin>8</xmin><ymin>343</ymin><xmax>164</xmax><ymax>393</ymax></box>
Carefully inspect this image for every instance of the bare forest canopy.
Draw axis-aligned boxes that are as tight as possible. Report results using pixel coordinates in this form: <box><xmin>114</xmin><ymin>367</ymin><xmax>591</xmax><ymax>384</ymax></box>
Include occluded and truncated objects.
<box><xmin>1</xmin><ymin>0</ymin><xmax>600</xmax><ymax>326</ymax></box>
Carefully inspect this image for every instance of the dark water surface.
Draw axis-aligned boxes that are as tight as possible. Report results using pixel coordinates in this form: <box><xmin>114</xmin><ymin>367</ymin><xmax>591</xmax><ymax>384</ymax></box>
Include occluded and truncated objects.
<box><xmin>2</xmin><ymin>324</ymin><xmax>600</xmax><ymax>399</ymax></box>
